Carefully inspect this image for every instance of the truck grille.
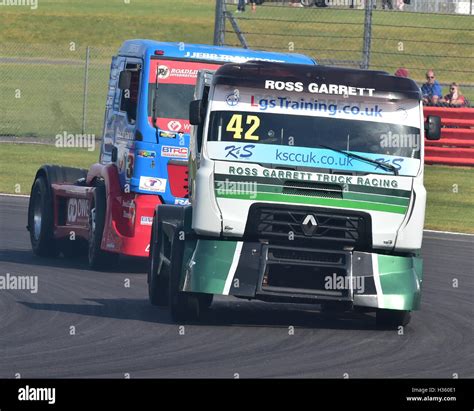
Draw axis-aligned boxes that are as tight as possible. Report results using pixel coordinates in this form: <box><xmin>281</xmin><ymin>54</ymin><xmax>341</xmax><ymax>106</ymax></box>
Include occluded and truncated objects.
<box><xmin>245</xmin><ymin>204</ymin><xmax>372</xmax><ymax>250</ymax></box>
<box><xmin>282</xmin><ymin>181</ymin><xmax>342</xmax><ymax>199</ymax></box>
<box><xmin>261</xmin><ymin>246</ymin><xmax>351</xmax><ymax>298</ymax></box>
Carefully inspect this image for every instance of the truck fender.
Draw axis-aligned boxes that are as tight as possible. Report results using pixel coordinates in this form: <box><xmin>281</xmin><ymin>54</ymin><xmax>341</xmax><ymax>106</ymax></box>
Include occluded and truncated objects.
<box><xmin>153</xmin><ymin>205</ymin><xmax>193</xmax><ymax>244</ymax></box>
<box><xmin>28</xmin><ymin>165</ymin><xmax>88</xmax><ymax>231</ymax></box>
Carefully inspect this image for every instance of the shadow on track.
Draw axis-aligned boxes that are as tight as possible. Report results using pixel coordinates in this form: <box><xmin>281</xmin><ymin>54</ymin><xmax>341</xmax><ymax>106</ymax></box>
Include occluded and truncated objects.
<box><xmin>0</xmin><ymin>249</ymin><xmax>147</xmax><ymax>274</ymax></box>
<box><xmin>18</xmin><ymin>297</ymin><xmax>380</xmax><ymax>331</ymax></box>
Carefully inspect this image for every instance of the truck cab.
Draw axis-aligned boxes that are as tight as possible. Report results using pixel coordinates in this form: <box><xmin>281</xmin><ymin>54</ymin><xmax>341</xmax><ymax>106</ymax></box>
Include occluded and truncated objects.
<box><xmin>148</xmin><ymin>62</ymin><xmax>441</xmax><ymax>326</ymax></box>
<box><xmin>27</xmin><ymin>40</ymin><xmax>316</xmax><ymax>268</ymax></box>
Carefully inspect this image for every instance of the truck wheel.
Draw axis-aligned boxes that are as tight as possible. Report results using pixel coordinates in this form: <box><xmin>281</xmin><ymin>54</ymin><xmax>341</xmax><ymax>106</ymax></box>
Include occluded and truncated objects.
<box><xmin>148</xmin><ymin>218</ymin><xmax>169</xmax><ymax>306</ymax></box>
<box><xmin>376</xmin><ymin>309</ymin><xmax>411</xmax><ymax>328</ymax></box>
<box><xmin>28</xmin><ymin>176</ymin><xmax>59</xmax><ymax>257</ymax></box>
<box><xmin>167</xmin><ymin>231</ymin><xmax>210</xmax><ymax>322</ymax></box>
<box><xmin>88</xmin><ymin>183</ymin><xmax>119</xmax><ymax>270</ymax></box>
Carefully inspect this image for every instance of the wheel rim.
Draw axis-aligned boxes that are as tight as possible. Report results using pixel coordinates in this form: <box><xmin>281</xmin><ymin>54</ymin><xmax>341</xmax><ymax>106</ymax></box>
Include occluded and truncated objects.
<box><xmin>33</xmin><ymin>189</ymin><xmax>42</xmax><ymax>241</ymax></box>
<box><xmin>151</xmin><ymin>230</ymin><xmax>165</xmax><ymax>281</ymax></box>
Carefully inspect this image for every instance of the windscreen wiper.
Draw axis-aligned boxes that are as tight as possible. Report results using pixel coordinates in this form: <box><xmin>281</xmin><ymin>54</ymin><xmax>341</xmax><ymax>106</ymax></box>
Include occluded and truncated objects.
<box><xmin>316</xmin><ymin>144</ymin><xmax>399</xmax><ymax>176</ymax></box>
<box><xmin>152</xmin><ymin>72</ymin><xmax>160</xmax><ymax>142</ymax></box>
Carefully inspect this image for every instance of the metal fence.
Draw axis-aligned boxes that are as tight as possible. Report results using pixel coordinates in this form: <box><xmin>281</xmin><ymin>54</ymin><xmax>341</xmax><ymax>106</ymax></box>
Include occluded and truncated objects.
<box><xmin>216</xmin><ymin>0</ymin><xmax>474</xmax><ymax>101</ymax></box>
<box><xmin>1</xmin><ymin>1</ymin><xmax>472</xmax><ymax>139</ymax></box>
<box><xmin>0</xmin><ymin>43</ymin><xmax>115</xmax><ymax>140</ymax></box>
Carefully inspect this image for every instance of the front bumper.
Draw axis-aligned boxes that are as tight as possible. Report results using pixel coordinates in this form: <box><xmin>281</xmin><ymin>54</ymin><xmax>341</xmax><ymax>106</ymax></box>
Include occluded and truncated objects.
<box><xmin>181</xmin><ymin>239</ymin><xmax>423</xmax><ymax>311</ymax></box>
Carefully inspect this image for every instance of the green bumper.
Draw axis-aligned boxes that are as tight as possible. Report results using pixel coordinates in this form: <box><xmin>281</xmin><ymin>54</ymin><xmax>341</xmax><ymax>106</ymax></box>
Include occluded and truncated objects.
<box><xmin>181</xmin><ymin>239</ymin><xmax>423</xmax><ymax>311</ymax></box>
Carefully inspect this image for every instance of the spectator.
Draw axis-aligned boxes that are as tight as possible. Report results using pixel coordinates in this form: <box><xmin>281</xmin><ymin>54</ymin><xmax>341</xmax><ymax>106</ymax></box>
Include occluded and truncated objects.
<box><xmin>396</xmin><ymin>0</ymin><xmax>405</xmax><ymax>10</ymax></box>
<box><xmin>421</xmin><ymin>70</ymin><xmax>442</xmax><ymax>104</ymax></box>
<box><xmin>382</xmin><ymin>0</ymin><xmax>393</xmax><ymax>10</ymax></box>
<box><xmin>442</xmin><ymin>83</ymin><xmax>467</xmax><ymax>107</ymax></box>
<box><xmin>289</xmin><ymin>1</ymin><xmax>303</xmax><ymax>7</ymax></box>
<box><xmin>394</xmin><ymin>67</ymin><xmax>409</xmax><ymax>78</ymax></box>
<box><xmin>237</xmin><ymin>0</ymin><xmax>245</xmax><ymax>12</ymax></box>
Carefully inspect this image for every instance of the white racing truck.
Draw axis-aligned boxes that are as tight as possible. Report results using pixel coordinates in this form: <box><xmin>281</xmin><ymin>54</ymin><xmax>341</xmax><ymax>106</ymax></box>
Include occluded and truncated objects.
<box><xmin>148</xmin><ymin>62</ymin><xmax>441</xmax><ymax>326</ymax></box>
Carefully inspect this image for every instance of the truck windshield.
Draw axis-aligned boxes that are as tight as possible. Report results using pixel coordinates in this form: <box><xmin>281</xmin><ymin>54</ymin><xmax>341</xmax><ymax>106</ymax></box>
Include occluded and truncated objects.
<box><xmin>209</xmin><ymin>110</ymin><xmax>421</xmax><ymax>159</ymax></box>
<box><xmin>148</xmin><ymin>83</ymin><xmax>195</xmax><ymax>120</ymax></box>
<box><xmin>148</xmin><ymin>58</ymin><xmax>221</xmax><ymax>132</ymax></box>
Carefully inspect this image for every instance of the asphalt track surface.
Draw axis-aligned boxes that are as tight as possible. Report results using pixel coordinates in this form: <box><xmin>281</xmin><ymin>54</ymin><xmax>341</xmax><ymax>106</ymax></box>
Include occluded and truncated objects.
<box><xmin>0</xmin><ymin>195</ymin><xmax>473</xmax><ymax>378</ymax></box>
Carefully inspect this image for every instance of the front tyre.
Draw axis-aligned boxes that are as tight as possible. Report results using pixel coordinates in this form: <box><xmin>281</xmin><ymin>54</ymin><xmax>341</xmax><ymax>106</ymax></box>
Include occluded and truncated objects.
<box><xmin>167</xmin><ymin>230</ymin><xmax>211</xmax><ymax>322</ymax></box>
<box><xmin>28</xmin><ymin>176</ymin><xmax>59</xmax><ymax>257</ymax></box>
<box><xmin>376</xmin><ymin>309</ymin><xmax>411</xmax><ymax>328</ymax></box>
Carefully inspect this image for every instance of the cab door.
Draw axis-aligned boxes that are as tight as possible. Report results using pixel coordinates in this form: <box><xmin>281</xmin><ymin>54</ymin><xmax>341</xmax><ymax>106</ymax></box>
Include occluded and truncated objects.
<box><xmin>102</xmin><ymin>57</ymin><xmax>143</xmax><ymax>190</ymax></box>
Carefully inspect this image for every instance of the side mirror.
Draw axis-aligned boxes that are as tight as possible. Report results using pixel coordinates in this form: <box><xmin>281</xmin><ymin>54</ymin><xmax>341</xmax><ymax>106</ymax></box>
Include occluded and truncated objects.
<box><xmin>425</xmin><ymin>115</ymin><xmax>441</xmax><ymax>140</ymax></box>
<box><xmin>189</xmin><ymin>99</ymin><xmax>205</xmax><ymax>126</ymax></box>
<box><xmin>118</xmin><ymin>70</ymin><xmax>132</xmax><ymax>90</ymax></box>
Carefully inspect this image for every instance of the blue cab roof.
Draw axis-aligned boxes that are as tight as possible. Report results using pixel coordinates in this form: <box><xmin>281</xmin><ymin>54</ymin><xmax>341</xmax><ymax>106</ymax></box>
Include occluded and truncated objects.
<box><xmin>118</xmin><ymin>39</ymin><xmax>316</xmax><ymax>65</ymax></box>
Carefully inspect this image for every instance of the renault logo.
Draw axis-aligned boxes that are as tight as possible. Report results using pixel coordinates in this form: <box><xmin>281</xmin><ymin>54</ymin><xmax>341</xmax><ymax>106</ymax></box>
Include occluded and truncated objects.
<box><xmin>302</xmin><ymin>214</ymin><xmax>318</xmax><ymax>236</ymax></box>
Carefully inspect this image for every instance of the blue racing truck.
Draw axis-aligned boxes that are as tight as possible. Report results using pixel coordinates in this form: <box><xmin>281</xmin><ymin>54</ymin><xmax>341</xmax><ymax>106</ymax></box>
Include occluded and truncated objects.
<box><xmin>27</xmin><ymin>40</ymin><xmax>316</xmax><ymax>268</ymax></box>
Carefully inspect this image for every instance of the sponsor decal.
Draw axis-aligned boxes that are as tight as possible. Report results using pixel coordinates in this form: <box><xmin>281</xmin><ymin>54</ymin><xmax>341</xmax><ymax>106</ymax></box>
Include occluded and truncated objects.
<box><xmin>226</xmin><ymin>89</ymin><xmax>240</xmax><ymax>106</ymax></box>
<box><xmin>139</xmin><ymin>176</ymin><xmax>167</xmax><ymax>193</ymax></box>
<box><xmin>157</xmin><ymin>65</ymin><xmax>170</xmax><ymax>79</ymax></box>
<box><xmin>225</xmin><ymin>165</ymin><xmax>401</xmax><ymax>188</ymax></box>
<box><xmin>161</xmin><ymin>146</ymin><xmax>188</xmax><ymax>159</ymax></box>
<box><xmin>149</xmin><ymin>60</ymin><xmax>220</xmax><ymax>85</ymax></box>
<box><xmin>137</xmin><ymin>150</ymin><xmax>156</xmax><ymax>158</ymax></box>
<box><xmin>156</xmin><ymin>118</ymin><xmax>191</xmax><ymax>133</ymax></box>
<box><xmin>208</xmin><ymin>141</ymin><xmax>420</xmax><ymax>177</ymax></box>
<box><xmin>140</xmin><ymin>216</ymin><xmax>153</xmax><ymax>226</ymax></box>
<box><xmin>264</xmin><ymin>80</ymin><xmax>375</xmax><ymax>97</ymax></box>
<box><xmin>159</xmin><ymin>131</ymin><xmax>177</xmax><ymax>138</ymax></box>
<box><xmin>250</xmin><ymin>95</ymin><xmax>383</xmax><ymax>117</ymax></box>
<box><xmin>67</xmin><ymin>198</ymin><xmax>89</xmax><ymax>223</ymax></box>
<box><xmin>224</xmin><ymin>144</ymin><xmax>255</xmax><ymax>159</ymax></box>
<box><xmin>183</xmin><ymin>51</ymin><xmax>285</xmax><ymax>63</ymax></box>
<box><xmin>167</xmin><ymin>120</ymin><xmax>182</xmax><ymax>132</ymax></box>
<box><xmin>174</xmin><ymin>198</ymin><xmax>190</xmax><ymax>205</ymax></box>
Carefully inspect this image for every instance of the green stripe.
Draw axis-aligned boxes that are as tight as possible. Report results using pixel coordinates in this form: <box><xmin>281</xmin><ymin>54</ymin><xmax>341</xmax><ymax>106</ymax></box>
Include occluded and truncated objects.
<box><xmin>216</xmin><ymin>191</ymin><xmax>408</xmax><ymax>214</ymax></box>
<box><xmin>347</xmin><ymin>184</ymin><xmax>411</xmax><ymax>198</ymax></box>
<box><xmin>344</xmin><ymin>192</ymin><xmax>410</xmax><ymax>206</ymax></box>
<box><xmin>215</xmin><ymin>181</ymin><xmax>410</xmax><ymax>208</ymax></box>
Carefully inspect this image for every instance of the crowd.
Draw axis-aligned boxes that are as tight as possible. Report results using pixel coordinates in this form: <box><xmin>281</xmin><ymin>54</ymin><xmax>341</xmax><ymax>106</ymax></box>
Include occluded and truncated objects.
<box><xmin>395</xmin><ymin>68</ymin><xmax>469</xmax><ymax>107</ymax></box>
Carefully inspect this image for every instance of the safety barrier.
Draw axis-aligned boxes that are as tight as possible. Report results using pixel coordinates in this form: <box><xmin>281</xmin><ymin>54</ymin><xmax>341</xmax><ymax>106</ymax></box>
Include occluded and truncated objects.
<box><xmin>424</xmin><ymin>106</ymin><xmax>474</xmax><ymax>166</ymax></box>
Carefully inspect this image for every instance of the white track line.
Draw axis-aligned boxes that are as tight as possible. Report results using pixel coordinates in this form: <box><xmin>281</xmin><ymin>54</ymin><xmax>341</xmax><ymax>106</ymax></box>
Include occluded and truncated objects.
<box><xmin>423</xmin><ymin>229</ymin><xmax>474</xmax><ymax>237</ymax></box>
<box><xmin>0</xmin><ymin>193</ymin><xmax>30</xmax><ymax>198</ymax></box>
